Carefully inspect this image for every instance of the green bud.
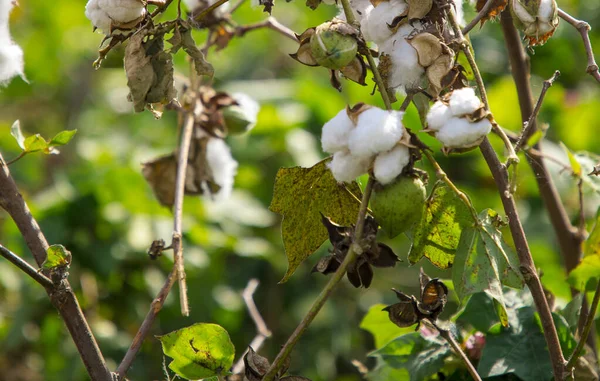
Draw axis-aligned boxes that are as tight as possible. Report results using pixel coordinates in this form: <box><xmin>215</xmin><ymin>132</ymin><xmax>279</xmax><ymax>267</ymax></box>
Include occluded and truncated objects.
<box><xmin>310</xmin><ymin>22</ymin><xmax>358</xmax><ymax>70</ymax></box>
<box><xmin>371</xmin><ymin>175</ymin><xmax>426</xmax><ymax>239</ymax></box>
<box><xmin>223</xmin><ymin>105</ymin><xmax>253</xmax><ymax>135</ymax></box>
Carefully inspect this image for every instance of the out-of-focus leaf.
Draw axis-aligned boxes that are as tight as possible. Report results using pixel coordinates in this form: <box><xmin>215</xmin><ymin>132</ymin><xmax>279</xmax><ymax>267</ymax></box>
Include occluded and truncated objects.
<box><xmin>568</xmin><ymin>255</ymin><xmax>600</xmax><ymax>291</ymax></box>
<box><xmin>370</xmin><ymin>332</ymin><xmax>450</xmax><ymax>380</ymax></box>
<box><xmin>408</xmin><ymin>184</ymin><xmax>472</xmax><ymax>269</ymax></box>
<box><xmin>269</xmin><ymin>160</ymin><xmax>362</xmax><ymax>283</ymax></box>
<box><xmin>560</xmin><ymin>142</ymin><xmax>582</xmax><ymax>177</ymax></box>
<box><xmin>24</xmin><ymin>134</ymin><xmax>48</xmax><ymax>153</ymax></box>
<box><xmin>452</xmin><ymin>209</ymin><xmax>523</xmax><ymax>326</ymax></box>
<box><xmin>584</xmin><ymin>208</ymin><xmax>600</xmax><ymax>257</ymax></box>
<box><xmin>366</xmin><ymin>359</ymin><xmax>410</xmax><ymax>381</ymax></box>
<box><xmin>526</xmin><ymin>130</ymin><xmax>544</xmax><ymax>148</ymax></box>
<box><xmin>558</xmin><ymin>294</ymin><xmax>583</xmax><ymax>334</ymax></box>
<box><xmin>180</xmin><ymin>26</ymin><xmax>214</xmax><ymax>78</ymax></box>
<box><xmin>553</xmin><ymin>313</ymin><xmax>577</xmax><ymax>359</ymax></box>
<box><xmin>124</xmin><ymin>29</ymin><xmax>155</xmax><ymax>112</ymax></box>
<box><xmin>42</xmin><ymin>245</ymin><xmax>71</xmax><ymax>270</ymax></box>
<box><xmin>455</xmin><ymin>292</ymin><xmax>500</xmax><ymax>333</ymax></box>
<box><xmin>10</xmin><ymin>120</ymin><xmax>25</xmax><ymax>149</ymax></box>
<box><xmin>157</xmin><ymin>323</ymin><xmax>235</xmax><ymax>380</ymax></box>
<box><xmin>360</xmin><ymin>304</ymin><xmax>414</xmax><ymax>348</ymax></box>
<box><xmin>412</xmin><ymin>92</ymin><xmax>430</xmax><ymax>129</ymax></box>
<box><xmin>49</xmin><ymin>130</ymin><xmax>77</xmax><ymax>146</ymax></box>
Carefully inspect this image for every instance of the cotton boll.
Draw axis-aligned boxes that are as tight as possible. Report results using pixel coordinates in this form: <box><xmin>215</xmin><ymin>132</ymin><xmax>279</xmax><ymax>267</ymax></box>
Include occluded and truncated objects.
<box><xmin>322</xmin><ymin>108</ymin><xmax>354</xmax><ymax>154</ymax></box>
<box><xmin>448</xmin><ymin>88</ymin><xmax>481</xmax><ymax>116</ymax></box>
<box><xmin>360</xmin><ymin>1</ymin><xmax>408</xmax><ymax>45</ymax></box>
<box><xmin>0</xmin><ymin>43</ymin><xmax>24</xmax><ymax>85</ymax></box>
<box><xmin>349</xmin><ymin>109</ymin><xmax>405</xmax><ymax>157</ymax></box>
<box><xmin>373</xmin><ymin>145</ymin><xmax>410</xmax><ymax>185</ymax></box>
<box><xmin>85</xmin><ymin>0</ymin><xmax>146</xmax><ymax>34</ymax></box>
<box><xmin>230</xmin><ymin>92</ymin><xmax>259</xmax><ymax>130</ymax></box>
<box><xmin>436</xmin><ymin>117</ymin><xmax>492</xmax><ymax>148</ymax></box>
<box><xmin>206</xmin><ymin>138</ymin><xmax>238</xmax><ymax>200</ymax></box>
<box><xmin>426</xmin><ymin>101</ymin><xmax>451</xmax><ymax>131</ymax></box>
<box><xmin>328</xmin><ymin>150</ymin><xmax>371</xmax><ymax>183</ymax></box>
<box><xmin>452</xmin><ymin>0</ymin><xmax>465</xmax><ymax>26</ymax></box>
<box><xmin>380</xmin><ymin>34</ymin><xmax>424</xmax><ymax>90</ymax></box>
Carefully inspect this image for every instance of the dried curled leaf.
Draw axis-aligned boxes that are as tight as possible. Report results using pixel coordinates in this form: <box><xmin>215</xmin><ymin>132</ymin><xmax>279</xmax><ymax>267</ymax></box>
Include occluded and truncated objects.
<box><xmin>409</xmin><ymin>33</ymin><xmax>443</xmax><ymax>67</ymax></box>
<box><xmin>476</xmin><ymin>0</ymin><xmax>508</xmax><ymax>26</ymax></box>
<box><xmin>124</xmin><ymin>30</ymin><xmax>155</xmax><ymax>112</ymax></box>
<box><xmin>180</xmin><ymin>26</ymin><xmax>214</xmax><ymax>77</ymax></box>
<box><xmin>407</xmin><ymin>0</ymin><xmax>433</xmax><ymax>20</ymax></box>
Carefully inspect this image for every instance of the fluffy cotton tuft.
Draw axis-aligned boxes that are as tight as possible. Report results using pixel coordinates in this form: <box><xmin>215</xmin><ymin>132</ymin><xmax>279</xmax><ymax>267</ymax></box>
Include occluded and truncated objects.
<box><xmin>373</xmin><ymin>144</ymin><xmax>410</xmax><ymax>184</ymax></box>
<box><xmin>448</xmin><ymin>87</ymin><xmax>481</xmax><ymax>116</ymax></box>
<box><xmin>348</xmin><ymin>109</ymin><xmax>405</xmax><ymax>157</ymax></box>
<box><xmin>360</xmin><ymin>1</ymin><xmax>408</xmax><ymax>45</ymax></box>
<box><xmin>0</xmin><ymin>0</ymin><xmax>25</xmax><ymax>86</ymax></box>
<box><xmin>452</xmin><ymin>0</ymin><xmax>465</xmax><ymax>26</ymax></box>
<box><xmin>321</xmin><ymin>108</ymin><xmax>354</xmax><ymax>154</ymax></box>
<box><xmin>232</xmin><ymin>92</ymin><xmax>260</xmax><ymax>129</ymax></box>
<box><xmin>435</xmin><ymin>117</ymin><xmax>492</xmax><ymax>148</ymax></box>
<box><xmin>379</xmin><ymin>30</ymin><xmax>424</xmax><ymax>90</ymax></box>
<box><xmin>328</xmin><ymin>150</ymin><xmax>372</xmax><ymax>183</ymax></box>
<box><xmin>206</xmin><ymin>138</ymin><xmax>238</xmax><ymax>200</ymax></box>
<box><xmin>426</xmin><ymin>101</ymin><xmax>451</xmax><ymax>131</ymax></box>
<box><xmin>85</xmin><ymin>0</ymin><xmax>146</xmax><ymax>34</ymax></box>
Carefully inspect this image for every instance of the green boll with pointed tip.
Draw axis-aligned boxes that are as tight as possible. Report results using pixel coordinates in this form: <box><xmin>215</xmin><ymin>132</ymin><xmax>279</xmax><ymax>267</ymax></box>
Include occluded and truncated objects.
<box><xmin>310</xmin><ymin>23</ymin><xmax>358</xmax><ymax>70</ymax></box>
<box><xmin>371</xmin><ymin>175</ymin><xmax>427</xmax><ymax>239</ymax></box>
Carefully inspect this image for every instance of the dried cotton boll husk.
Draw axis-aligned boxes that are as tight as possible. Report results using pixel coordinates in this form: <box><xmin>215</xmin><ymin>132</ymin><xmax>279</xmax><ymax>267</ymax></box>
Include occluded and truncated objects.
<box><xmin>448</xmin><ymin>87</ymin><xmax>482</xmax><ymax>116</ymax></box>
<box><xmin>328</xmin><ymin>150</ymin><xmax>372</xmax><ymax>183</ymax></box>
<box><xmin>205</xmin><ymin>138</ymin><xmax>238</xmax><ymax>200</ymax></box>
<box><xmin>436</xmin><ymin>117</ymin><xmax>492</xmax><ymax>148</ymax></box>
<box><xmin>348</xmin><ymin>109</ymin><xmax>405</xmax><ymax>157</ymax></box>
<box><xmin>426</xmin><ymin>101</ymin><xmax>452</xmax><ymax>131</ymax></box>
<box><xmin>360</xmin><ymin>1</ymin><xmax>409</xmax><ymax>45</ymax></box>
<box><xmin>321</xmin><ymin>108</ymin><xmax>355</xmax><ymax>154</ymax></box>
<box><xmin>379</xmin><ymin>35</ymin><xmax>424</xmax><ymax>90</ymax></box>
<box><xmin>373</xmin><ymin>145</ymin><xmax>410</xmax><ymax>185</ymax></box>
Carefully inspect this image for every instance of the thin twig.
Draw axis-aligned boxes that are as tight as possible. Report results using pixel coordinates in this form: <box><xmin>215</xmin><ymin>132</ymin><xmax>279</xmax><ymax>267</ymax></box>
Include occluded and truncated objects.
<box><xmin>116</xmin><ymin>267</ymin><xmax>179</xmax><ymax>379</ymax></box>
<box><xmin>231</xmin><ymin>279</ymin><xmax>272</xmax><ymax>375</ymax></box>
<box><xmin>577</xmin><ymin>179</ymin><xmax>586</xmax><ymax>238</ymax></box>
<box><xmin>462</xmin><ymin>0</ymin><xmax>496</xmax><ymax>35</ymax></box>
<box><xmin>230</xmin><ymin>0</ymin><xmax>246</xmax><ymax>14</ymax></box>
<box><xmin>0</xmin><ymin>244</ymin><xmax>54</xmax><ymax>289</ymax></box>
<box><xmin>193</xmin><ymin>0</ymin><xmax>230</xmax><ymax>21</ymax></box>
<box><xmin>173</xmin><ymin>110</ymin><xmax>197</xmax><ymax>316</ymax></box>
<box><xmin>514</xmin><ymin>70</ymin><xmax>560</xmax><ymax>153</ymax></box>
<box><xmin>235</xmin><ymin>17</ymin><xmax>299</xmax><ymax>42</ymax></box>
<box><xmin>262</xmin><ymin>177</ymin><xmax>376</xmax><ymax>381</ymax></box>
<box><xmin>446</xmin><ymin>8</ymin><xmax>567</xmax><ymax>379</ymax></box>
<box><xmin>566</xmin><ymin>281</ymin><xmax>600</xmax><ymax>372</ymax></box>
<box><xmin>431</xmin><ymin>321</ymin><xmax>482</xmax><ymax>381</ymax></box>
<box><xmin>558</xmin><ymin>8</ymin><xmax>600</xmax><ymax>83</ymax></box>
<box><xmin>5</xmin><ymin>151</ymin><xmax>26</xmax><ymax>165</ymax></box>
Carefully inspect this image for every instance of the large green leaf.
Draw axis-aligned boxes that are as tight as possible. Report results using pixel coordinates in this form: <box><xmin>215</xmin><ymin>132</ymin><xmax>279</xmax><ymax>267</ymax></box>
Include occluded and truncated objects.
<box><xmin>452</xmin><ymin>209</ymin><xmax>523</xmax><ymax>326</ymax></box>
<box><xmin>360</xmin><ymin>304</ymin><xmax>415</xmax><ymax>348</ymax></box>
<box><xmin>269</xmin><ymin>160</ymin><xmax>362</xmax><ymax>282</ymax></box>
<box><xmin>568</xmin><ymin>255</ymin><xmax>600</xmax><ymax>291</ymax></box>
<box><xmin>408</xmin><ymin>184</ymin><xmax>473</xmax><ymax>269</ymax></box>
<box><xmin>370</xmin><ymin>332</ymin><xmax>450</xmax><ymax>381</ymax></box>
<box><xmin>157</xmin><ymin>323</ymin><xmax>235</xmax><ymax>380</ymax></box>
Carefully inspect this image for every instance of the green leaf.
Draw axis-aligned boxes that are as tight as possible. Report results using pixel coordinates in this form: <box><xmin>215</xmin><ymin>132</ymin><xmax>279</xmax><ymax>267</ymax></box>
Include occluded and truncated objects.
<box><xmin>560</xmin><ymin>142</ymin><xmax>582</xmax><ymax>177</ymax></box>
<box><xmin>24</xmin><ymin>134</ymin><xmax>48</xmax><ymax>153</ymax></box>
<box><xmin>452</xmin><ymin>209</ymin><xmax>523</xmax><ymax>326</ymax></box>
<box><xmin>584</xmin><ymin>209</ymin><xmax>600</xmax><ymax>257</ymax></box>
<box><xmin>366</xmin><ymin>359</ymin><xmax>410</xmax><ymax>381</ymax></box>
<box><xmin>157</xmin><ymin>323</ymin><xmax>235</xmax><ymax>380</ymax></box>
<box><xmin>568</xmin><ymin>255</ymin><xmax>600</xmax><ymax>292</ymax></box>
<box><xmin>412</xmin><ymin>92</ymin><xmax>430</xmax><ymax>129</ymax></box>
<box><xmin>526</xmin><ymin>129</ymin><xmax>544</xmax><ymax>148</ymax></box>
<box><xmin>360</xmin><ymin>304</ymin><xmax>415</xmax><ymax>348</ymax></box>
<box><xmin>478</xmin><ymin>307</ymin><xmax>553</xmax><ymax>381</ymax></box>
<box><xmin>269</xmin><ymin>160</ymin><xmax>362</xmax><ymax>282</ymax></box>
<box><xmin>558</xmin><ymin>294</ymin><xmax>583</xmax><ymax>334</ymax></box>
<box><xmin>455</xmin><ymin>292</ymin><xmax>501</xmax><ymax>333</ymax></box>
<box><xmin>370</xmin><ymin>332</ymin><xmax>451</xmax><ymax>380</ymax></box>
<box><xmin>42</xmin><ymin>245</ymin><xmax>72</xmax><ymax>270</ymax></box>
<box><xmin>49</xmin><ymin>129</ymin><xmax>77</xmax><ymax>146</ymax></box>
<box><xmin>408</xmin><ymin>184</ymin><xmax>472</xmax><ymax>269</ymax></box>
<box><xmin>10</xmin><ymin>120</ymin><xmax>25</xmax><ymax>149</ymax></box>
<box><xmin>553</xmin><ymin>313</ymin><xmax>577</xmax><ymax>359</ymax></box>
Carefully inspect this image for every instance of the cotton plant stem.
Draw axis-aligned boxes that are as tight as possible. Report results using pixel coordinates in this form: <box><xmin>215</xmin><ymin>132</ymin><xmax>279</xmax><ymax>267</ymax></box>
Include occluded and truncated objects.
<box><xmin>431</xmin><ymin>322</ymin><xmax>482</xmax><ymax>381</ymax></box>
<box><xmin>462</xmin><ymin>0</ymin><xmax>495</xmax><ymax>35</ymax></box>
<box><xmin>0</xmin><ymin>244</ymin><xmax>54</xmax><ymax>288</ymax></box>
<box><xmin>0</xmin><ymin>155</ymin><xmax>112</xmax><ymax>381</ymax></box>
<box><xmin>235</xmin><ymin>17</ymin><xmax>299</xmax><ymax>42</ymax></box>
<box><xmin>566</xmin><ymin>281</ymin><xmax>600</xmax><ymax>372</ymax></box>
<box><xmin>445</xmin><ymin>7</ymin><xmax>567</xmax><ymax>380</ymax></box>
<box><xmin>557</xmin><ymin>8</ymin><xmax>600</xmax><ymax>83</ymax></box>
<box><xmin>499</xmin><ymin>9</ymin><xmax>597</xmax><ymax>354</ymax></box>
<box><xmin>262</xmin><ymin>177</ymin><xmax>375</xmax><ymax>381</ymax></box>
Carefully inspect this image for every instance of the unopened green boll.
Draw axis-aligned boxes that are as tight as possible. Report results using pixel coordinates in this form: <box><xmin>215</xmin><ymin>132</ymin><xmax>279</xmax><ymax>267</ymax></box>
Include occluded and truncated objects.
<box><xmin>510</xmin><ymin>0</ymin><xmax>559</xmax><ymax>46</ymax></box>
<box><xmin>310</xmin><ymin>22</ymin><xmax>358</xmax><ymax>70</ymax></box>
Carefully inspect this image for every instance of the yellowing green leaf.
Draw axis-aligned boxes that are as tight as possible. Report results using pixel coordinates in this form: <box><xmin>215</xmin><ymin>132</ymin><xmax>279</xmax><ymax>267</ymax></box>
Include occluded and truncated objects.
<box><xmin>24</xmin><ymin>134</ymin><xmax>48</xmax><ymax>153</ymax></box>
<box><xmin>568</xmin><ymin>255</ymin><xmax>600</xmax><ymax>292</ymax></box>
<box><xmin>10</xmin><ymin>120</ymin><xmax>25</xmax><ymax>150</ymax></box>
<box><xmin>49</xmin><ymin>129</ymin><xmax>77</xmax><ymax>146</ymax></box>
<box><xmin>42</xmin><ymin>244</ymin><xmax>72</xmax><ymax>270</ymax></box>
<box><xmin>408</xmin><ymin>184</ymin><xmax>472</xmax><ymax>269</ymax></box>
<box><xmin>269</xmin><ymin>160</ymin><xmax>362</xmax><ymax>282</ymax></box>
<box><xmin>157</xmin><ymin>323</ymin><xmax>235</xmax><ymax>380</ymax></box>
<box><xmin>560</xmin><ymin>142</ymin><xmax>582</xmax><ymax>177</ymax></box>
<box><xmin>584</xmin><ymin>208</ymin><xmax>600</xmax><ymax>257</ymax></box>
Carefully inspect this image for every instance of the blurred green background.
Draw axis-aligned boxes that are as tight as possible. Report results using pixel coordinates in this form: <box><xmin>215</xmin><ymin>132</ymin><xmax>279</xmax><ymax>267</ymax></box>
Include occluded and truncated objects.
<box><xmin>0</xmin><ymin>0</ymin><xmax>599</xmax><ymax>380</ymax></box>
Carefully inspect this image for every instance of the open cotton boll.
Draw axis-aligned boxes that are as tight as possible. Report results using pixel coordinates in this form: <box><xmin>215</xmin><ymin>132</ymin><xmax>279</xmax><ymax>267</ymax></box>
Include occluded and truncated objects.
<box><xmin>232</xmin><ymin>92</ymin><xmax>259</xmax><ymax>127</ymax></box>
<box><xmin>380</xmin><ymin>35</ymin><xmax>424</xmax><ymax>90</ymax></box>
<box><xmin>206</xmin><ymin>138</ymin><xmax>238</xmax><ymax>200</ymax></box>
<box><xmin>322</xmin><ymin>108</ymin><xmax>354</xmax><ymax>154</ymax></box>
<box><xmin>328</xmin><ymin>150</ymin><xmax>371</xmax><ymax>183</ymax></box>
<box><xmin>85</xmin><ymin>0</ymin><xmax>146</xmax><ymax>34</ymax></box>
<box><xmin>448</xmin><ymin>88</ymin><xmax>482</xmax><ymax>116</ymax></box>
<box><xmin>426</xmin><ymin>101</ymin><xmax>451</xmax><ymax>131</ymax></box>
<box><xmin>373</xmin><ymin>145</ymin><xmax>410</xmax><ymax>185</ymax></box>
<box><xmin>452</xmin><ymin>0</ymin><xmax>465</xmax><ymax>26</ymax></box>
<box><xmin>349</xmin><ymin>109</ymin><xmax>405</xmax><ymax>157</ymax></box>
<box><xmin>436</xmin><ymin>117</ymin><xmax>492</xmax><ymax>148</ymax></box>
<box><xmin>360</xmin><ymin>1</ymin><xmax>408</xmax><ymax>44</ymax></box>
<box><xmin>0</xmin><ymin>0</ymin><xmax>25</xmax><ymax>86</ymax></box>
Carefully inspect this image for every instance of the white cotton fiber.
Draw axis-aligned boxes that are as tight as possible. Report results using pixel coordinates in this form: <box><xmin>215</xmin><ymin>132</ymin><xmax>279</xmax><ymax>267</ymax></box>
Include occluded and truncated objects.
<box><xmin>349</xmin><ymin>109</ymin><xmax>405</xmax><ymax>157</ymax></box>
<box><xmin>360</xmin><ymin>1</ymin><xmax>408</xmax><ymax>45</ymax></box>
<box><xmin>328</xmin><ymin>150</ymin><xmax>371</xmax><ymax>183</ymax></box>
<box><xmin>379</xmin><ymin>32</ymin><xmax>424</xmax><ymax>90</ymax></box>
<box><xmin>85</xmin><ymin>0</ymin><xmax>146</xmax><ymax>34</ymax></box>
<box><xmin>373</xmin><ymin>144</ymin><xmax>410</xmax><ymax>184</ymax></box>
<box><xmin>448</xmin><ymin>87</ymin><xmax>482</xmax><ymax>116</ymax></box>
<box><xmin>426</xmin><ymin>101</ymin><xmax>451</xmax><ymax>131</ymax></box>
<box><xmin>435</xmin><ymin>117</ymin><xmax>492</xmax><ymax>148</ymax></box>
<box><xmin>232</xmin><ymin>92</ymin><xmax>260</xmax><ymax>130</ymax></box>
<box><xmin>206</xmin><ymin>138</ymin><xmax>239</xmax><ymax>199</ymax></box>
<box><xmin>452</xmin><ymin>0</ymin><xmax>465</xmax><ymax>26</ymax></box>
<box><xmin>0</xmin><ymin>0</ymin><xmax>25</xmax><ymax>86</ymax></box>
<box><xmin>321</xmin><ymin>108</ymin><xmax>354</xmax><ymax>154</ymax></box>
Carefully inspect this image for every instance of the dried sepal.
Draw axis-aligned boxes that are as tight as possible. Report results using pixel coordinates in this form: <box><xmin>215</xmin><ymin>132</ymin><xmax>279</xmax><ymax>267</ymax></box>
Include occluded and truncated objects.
<box><xmin>244</xmin><ymin>347</ymin><xmax>271</xmax><ymax>381</ymax></box>
<box><xmin>426</xmin><ymin>53</ymin><xmax>454</xmax><ymax>95</ymax></box>
<box><xmin>409</xmin><ymin>32</ymin><xmax>443</xmax><ymax>67</ymax></box>
<box><xmin>290</xmin><ymin>42</ymin><xmax>320</xmax><ymax>66</ymax></box>
<box><xmin>510</xmin><ymin>0</ymin><xmax>559</xmax><ymax>46</ymax></box>
<box><xmin>476</xmin><ymin>0</ymin><xmax>508</xmax><ymax>26</ymax></box>
<box><xmin>339</xmin><ymin>56</ymin><xmax>367</xmax><ymax>86</ymax></box>
<box><xmin>407</xmin><ymin>0</ymin><xmax>433</xmax><ymax>20</ymax></box>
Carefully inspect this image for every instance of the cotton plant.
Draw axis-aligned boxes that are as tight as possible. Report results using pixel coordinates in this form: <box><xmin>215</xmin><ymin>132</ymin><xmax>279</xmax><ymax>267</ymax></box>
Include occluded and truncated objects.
<box><xmin>0</xmin><ymin>0</ymin><xmax>25</xmax><ymax>86</ymax></box>
<box><xmin>85</xmin><ymin>0</ymin><xmax>147</xmax><ymax>35</ymax></box>
<box><xmin>510</xmin><ymin>0</ymin><xmax>559</xmax><ymax>46</ymax></box>
<box><xmin>425</xmin><ymin>87</ymin><xmax>492</xmax><ymax>152</ymax></box>
<box><xmin>321</xmin><ymin>105</ymin><xmax>412</xmax><ymax>185</ymax></box>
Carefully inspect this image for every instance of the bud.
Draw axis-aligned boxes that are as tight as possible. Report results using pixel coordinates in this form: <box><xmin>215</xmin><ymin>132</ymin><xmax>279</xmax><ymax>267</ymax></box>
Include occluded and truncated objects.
<box><xmin>510</xmin><ymin>0</ymin><xmax>559</xmax><ymax>46</ymax></box>
<box><xmin>310</xmin><ymin>21</ymin><xmax>358</xmax><ymax>70</ymax></box>
<box><xmin>223</xmin><ymin>93</ymin><xmax>259</xmax><ymax>135</ymax></box>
